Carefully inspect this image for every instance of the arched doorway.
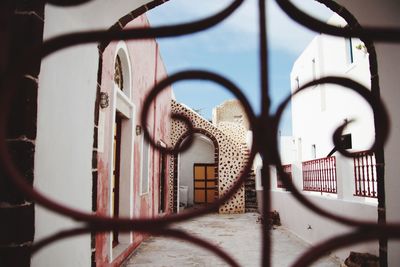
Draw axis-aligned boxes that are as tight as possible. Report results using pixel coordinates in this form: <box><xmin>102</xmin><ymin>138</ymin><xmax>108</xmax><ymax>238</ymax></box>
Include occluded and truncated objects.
<box><xmin>173</xmin><ymin>130</ymin><xmax>219</xmax><ymax>212</ymax></box>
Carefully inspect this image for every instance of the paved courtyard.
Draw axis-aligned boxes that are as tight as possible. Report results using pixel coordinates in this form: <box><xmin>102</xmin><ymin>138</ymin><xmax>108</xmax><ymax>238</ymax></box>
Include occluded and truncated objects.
<box><xmin>123</xmin><ymin>213</ymin><xmax>341</xmax><ymax>267</ymax></box>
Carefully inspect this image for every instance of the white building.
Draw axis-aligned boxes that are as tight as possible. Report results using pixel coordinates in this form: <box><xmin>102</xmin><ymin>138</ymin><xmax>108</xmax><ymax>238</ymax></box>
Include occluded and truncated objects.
<box><xmin>271</xmin><ymin>13</ymin><xmax>381</xmax><ymax>261</ymax></box>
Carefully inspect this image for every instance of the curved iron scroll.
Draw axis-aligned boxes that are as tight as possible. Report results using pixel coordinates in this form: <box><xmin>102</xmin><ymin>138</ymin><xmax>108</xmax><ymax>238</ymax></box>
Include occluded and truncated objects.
<box><xmin>1</xmin><ymin>0</ymin><xmax>399</xmax><ymax>266</ymax></box>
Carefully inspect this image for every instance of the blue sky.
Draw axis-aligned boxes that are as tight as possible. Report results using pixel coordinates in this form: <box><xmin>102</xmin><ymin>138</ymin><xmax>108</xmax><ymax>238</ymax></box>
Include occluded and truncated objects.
<box><xmin>147</xmin><ymin>0</ymin><xmax>332</xmax><ymax>135</ymax></box>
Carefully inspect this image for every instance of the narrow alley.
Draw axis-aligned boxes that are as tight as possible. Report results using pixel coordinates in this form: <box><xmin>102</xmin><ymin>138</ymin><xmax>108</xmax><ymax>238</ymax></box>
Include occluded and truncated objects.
<box><xmin>123</xmin><ymin>213</ymin><xmax>341</xmax><ymax>267</ymax></box>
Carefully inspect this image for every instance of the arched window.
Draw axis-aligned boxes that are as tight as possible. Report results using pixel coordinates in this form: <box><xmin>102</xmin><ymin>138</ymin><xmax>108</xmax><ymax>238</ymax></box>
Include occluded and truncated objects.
<box><xmin>114</xmin><ymin>55</ymin><xmax>124</xmax><ymax>90</ymax></box>
<box><xmin>114</xmin><ymin>48</ymin><xmax>132</xmax><ymax>98</ymax></box>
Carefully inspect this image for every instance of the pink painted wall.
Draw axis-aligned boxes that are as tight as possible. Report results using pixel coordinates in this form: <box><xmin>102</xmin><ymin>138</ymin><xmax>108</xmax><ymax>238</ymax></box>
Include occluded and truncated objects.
<box><xmin>95</xmin><ymin>14</ymin><xmax>172</xmax><ymax>266</ymax></box>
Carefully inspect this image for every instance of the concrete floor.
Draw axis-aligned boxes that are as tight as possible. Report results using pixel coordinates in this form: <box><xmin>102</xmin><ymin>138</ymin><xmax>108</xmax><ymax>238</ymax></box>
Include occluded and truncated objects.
<box><xmin>123</xmin><ymin>213</ymin><xmax>342</xmax><ymax>267</ymax></box>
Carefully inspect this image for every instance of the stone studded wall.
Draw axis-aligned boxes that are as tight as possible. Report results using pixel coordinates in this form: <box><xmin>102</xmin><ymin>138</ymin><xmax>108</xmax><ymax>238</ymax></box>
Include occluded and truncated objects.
<box><xmin>217</xmin><ymin>121</ymin><xmax>247</xmax><ymax>145</ymax></box>
<box><xmin>170</xmin><ymin>101</ymin><xmax>246</xmax><ymax>214</ymax></box>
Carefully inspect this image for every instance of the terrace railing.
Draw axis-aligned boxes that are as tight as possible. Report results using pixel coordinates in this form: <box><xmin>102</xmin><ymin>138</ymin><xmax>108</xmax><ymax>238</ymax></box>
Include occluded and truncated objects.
<box><xmin>302</xmin><ymin>157</ymin><xmax>337</xmax><ymax>194</ymax></box>
<box><xmin>354</xmin><ymin>151</ymin><xmax>378</xmax><ymax>198</ymax></box>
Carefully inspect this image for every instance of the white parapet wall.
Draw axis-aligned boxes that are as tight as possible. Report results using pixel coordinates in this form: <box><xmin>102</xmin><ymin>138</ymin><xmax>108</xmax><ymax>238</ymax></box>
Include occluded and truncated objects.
<box><xmin>271</xmin><ymin>190</ymin><xmax>378</xmax><ymax>261</ymax></box>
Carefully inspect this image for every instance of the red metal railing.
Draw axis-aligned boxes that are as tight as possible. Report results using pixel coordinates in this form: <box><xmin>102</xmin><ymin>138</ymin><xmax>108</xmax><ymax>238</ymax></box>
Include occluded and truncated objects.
<box><xmin>277</xmin><ymin>164</ymin><xmax>292</xmax><ymax>189</ymax></box>
<box><xmin>354</xmin><ymin>151</ymin><xmax>377</xmax><ymax>198</ymax></box>
<box><xmin>302</xmin><ymin>157</ymin><xmax>337</xmax><ymax>194</ymax></box>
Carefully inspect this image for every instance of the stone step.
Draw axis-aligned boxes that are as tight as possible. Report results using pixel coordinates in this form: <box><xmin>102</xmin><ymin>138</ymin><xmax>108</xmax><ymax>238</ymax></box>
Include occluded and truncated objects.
<box><xmin>245</xmin><ymin>170</ymin><xmax>258</xmax><ymax>212</ymax></box>
<box><xmin>245</xmin><ymin>208</ymin><xmax>259</xmax><ymax>213</ymax></box>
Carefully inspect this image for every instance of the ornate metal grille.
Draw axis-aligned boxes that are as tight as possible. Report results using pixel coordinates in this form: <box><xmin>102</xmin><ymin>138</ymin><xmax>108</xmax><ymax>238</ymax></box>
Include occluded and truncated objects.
<box><xmin>1</xmin><ymin>0</ymin><xmax>400</xmax><ymax>266</ymax></box>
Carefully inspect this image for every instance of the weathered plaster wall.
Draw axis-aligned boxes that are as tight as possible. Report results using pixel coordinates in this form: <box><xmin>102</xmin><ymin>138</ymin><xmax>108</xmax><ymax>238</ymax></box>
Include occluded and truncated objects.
<box><xmin>170</xmin><ymin>101</ymin><xmax>246</xmax><ymax>214</ymax></box>
<box><xmin>95</xmin><ymin>14</ymin><xmax>172</xmax><ymax>267</ymax></box>
<box><xmin>34</xmin><ymin>1</ymin><xmax>171</xmax><ymax>265</ymax></box>
<box><xmin>212</xmin><ymin>99</ymin><xmax>250</xmax><ymax>131</ymax></box>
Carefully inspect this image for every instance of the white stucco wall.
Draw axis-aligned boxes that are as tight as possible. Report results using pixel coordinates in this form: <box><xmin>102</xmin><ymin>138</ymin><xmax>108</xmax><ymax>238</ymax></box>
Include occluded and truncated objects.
<box><xmin>33</xmin><ymin>1</ymin><xmax>154</xmax><ymax>266</ymax></box>
<box><xmin>279</xmin><ymin>136</ymin><xmax>296</xmax><ymax>165</ymax></box>
<box><xmin>332</xmin><ymin>1</ymin><xmax>400</xmax><ymax>264</ymax></box>
<box><xmin>291</xmin><ymin>14</ymin><xmax>374</xmax><ymax>162</ymax></box>
<box><xmin>288</xmin><ymin>14</ymin><xmax>375</xmax><ymax>202</ymax></box>
<box><xmin>178</xmin><ymin>134</ymin><xmax>215</xmax><ymax>206</ymax></box>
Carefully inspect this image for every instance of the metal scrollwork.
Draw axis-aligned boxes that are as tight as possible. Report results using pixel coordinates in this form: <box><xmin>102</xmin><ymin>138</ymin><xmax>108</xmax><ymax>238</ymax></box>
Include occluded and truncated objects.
<box><xmin>1</xmin><ymin>0</ymin><xmax>400</xmax><ymax>266</ymax></box>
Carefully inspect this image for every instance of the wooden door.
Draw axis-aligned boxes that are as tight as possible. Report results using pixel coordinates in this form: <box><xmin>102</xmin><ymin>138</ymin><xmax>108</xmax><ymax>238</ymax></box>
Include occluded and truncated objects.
<box><xmin>159</xmin><ymin>151</ymin><xmax>166</xmax><ymax>213</ymax></box>
<box><xmin>193</xmin><ymin>164</ymin><xmax>217</xmax><ymax>204</ymax></box>
<box><xmin>112</xmin><ymin>114</ymin><xmax>122</xmax><ymax>247</ymax></box>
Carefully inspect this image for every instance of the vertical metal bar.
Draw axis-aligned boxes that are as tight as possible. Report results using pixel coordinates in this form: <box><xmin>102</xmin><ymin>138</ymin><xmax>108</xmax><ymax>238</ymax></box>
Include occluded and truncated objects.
<box><xmin>366</xmin><ymin>154</ymin><xmax>372</xmax><ymax>197</ymax></box>
<box><xmin>305</xmin><ymin>162</ymin><xmax>308</xmax><ymax>191</ymax></box>
<box><xmin>333</xmin><ymin>157</ymin><xmax>336</xmax><ymax>193</ymax></box>
<box><xmin>328</xmin><ymin>158</ymin><xmax>331</xmax><ymax>193</ymax></box>
<box><xmin>354</xmin><ymin>155</ymin><xmax>358</xmax><ymax>196</ymax></box>
<box><xmin>324</xmin><ymin>158</ymin><xmax>328</xmax><ymax>193</ymax></box>
<box><xmin>323</xmin><ymin>158</ymin><xmax>327</xmax><ymax>192</ymax></box>
<box><xmin>313</xmin><ymin>161</ymin><xmax>316</xmax><ymax>191</ymax></box>
<box><xmin>309</xmin><ymin>161</ymin><xmax>312</xmax><ymax>191</ymax></box>
<box><xmin>321</xmin><ymin>159</ymin><xmax>324</xmax><ymax>193</ymax></box>
<box><xmin>332</xmin><ymin>157</ymin><xmax>335</xmax><ymax>193</ymax></box>
<box><xmin>360</xmin><ymin>154</ymin><xmax>364</xmax><ymax>196</ymax></box>
<box><xmin>317</xmin><ymin>160</ymin><xmax>320</xmax><ymax>192</ymax></box>
<box><xmin>307</xmin><ymin>162</ymin><xmax>310</xmax><ymax>191</ymax></box>
<box><xmin>330</xmin><ymin>158</ymin><xmax>333</xmax><ymax>193</ymax></box>
<box><xmin>310</xmin><ymin>162</ymin><xmax>312</xmax><ymax>191</ymax></box>
<box><xmin>308</xmin><ymin>161</ymin><xmax>312</xmax><ymax>191</ymax></box>
<box><xmin>357</xmin><ymin>154</ymin><xmax>363</xmax><ymax>196</ymax></box>
<box><xmin>361</xmin><ymin>153</ymin><xmax>366</xmax><ymax>196</ymax></box>
<box><xmin>313</xmin><ymin>161</ymin><xmax>315</xmax><ymax>191</ymax></box>
<box><xmin>322</xmin><ymin>159</ymin><xmax>324</xmax><ymax>192</ymax></box>
<box><xmin>258</xmin><ymin>0</ymin><xmax>271</xmax><ymax>266</ymax></box>
<box><xmin>319</xmin><ymin>160</ymin><xmax>322</xmax><ymax>194</ymax></box>
<box><xmin>371</xmin><ymin>153</ymin><xmax>376</xmax><ymax>197</ymax></box>
<box><xmin>318</xmin><ymin>160</ymin><xmax>321</xmax><ymax>192</ymax></box>
<box><xmin>358</xmin><ymin>154</ymin><xmax>363</xmax><ymax>196</ymax></box>
<box><xmin>325</xmin><ymin>158</ymin><xmax>327</xmax><ymax>192</ymax></box>
<box><xmin>302</xmin><ymin>162</ymin><xmax>306</xmax><ymax>190</ymax></box>
<box><xmin>329</xmin><ymin>157</ymin><xmax>332</xmax><ymax>193</ymax></box>
<box><xmin>310</xmin><ymin>161</ymin><xmax>314</xmax><ymax>191</ymax></box>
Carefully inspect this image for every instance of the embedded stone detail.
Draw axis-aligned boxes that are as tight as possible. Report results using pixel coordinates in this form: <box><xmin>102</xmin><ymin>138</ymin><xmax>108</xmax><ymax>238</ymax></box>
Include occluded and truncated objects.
<box><xmin>216</xmin><ymin>121</ymin><xmax>247</xmax><ymax>144</ymax></box>
<box><xmin>169</xmin><ymin>101</ymin><xmax>246</xmax><ymax>214</ymax></box>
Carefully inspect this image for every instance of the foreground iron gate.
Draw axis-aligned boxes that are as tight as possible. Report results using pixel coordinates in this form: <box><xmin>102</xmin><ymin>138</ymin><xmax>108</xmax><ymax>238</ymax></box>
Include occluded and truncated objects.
<box><xmin>1</xmin><ymin>0</ymin><xmax>400</xmax><ymax>266</ymax></box>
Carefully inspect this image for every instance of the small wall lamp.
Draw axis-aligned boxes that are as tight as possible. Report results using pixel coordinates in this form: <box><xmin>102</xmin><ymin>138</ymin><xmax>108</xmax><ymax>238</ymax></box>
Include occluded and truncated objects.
<box><xmin>136</xmin><ymin>125</ymin><xmax>142</xmax><ymax>136</ymax></box>
<box><xmin>99</xmin><ymin>92</ymin><xmax>109</xmax><ymax>109</ymax></box>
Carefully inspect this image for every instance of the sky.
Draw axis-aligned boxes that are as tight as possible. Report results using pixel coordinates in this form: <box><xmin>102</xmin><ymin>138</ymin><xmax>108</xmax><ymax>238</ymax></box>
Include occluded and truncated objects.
<box><xmin>147</xmin><ymin>0</ymin><xmax>332</xmax><ymax>135</ymax></box>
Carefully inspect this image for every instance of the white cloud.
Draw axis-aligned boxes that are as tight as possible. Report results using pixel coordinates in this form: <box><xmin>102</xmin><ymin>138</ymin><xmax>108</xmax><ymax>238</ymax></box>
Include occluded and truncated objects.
<box><xmin>148</xmin><ymin>0</ymin><xmax>333</xmax><ymax>54</ymax></box>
